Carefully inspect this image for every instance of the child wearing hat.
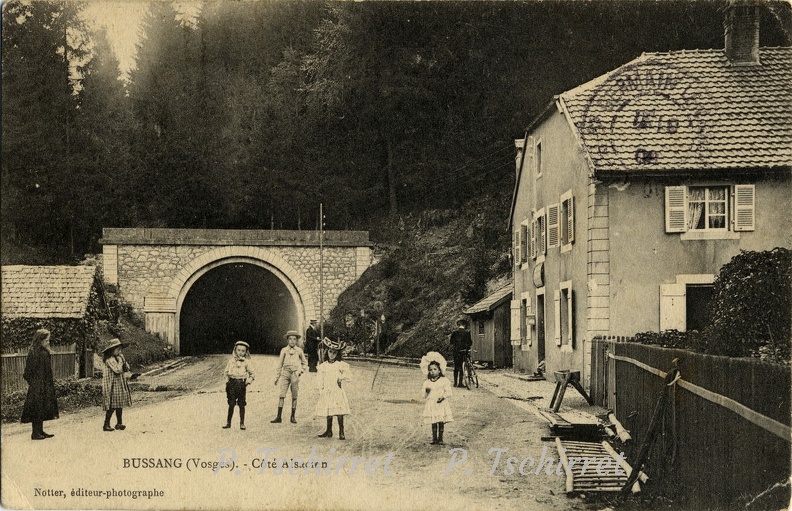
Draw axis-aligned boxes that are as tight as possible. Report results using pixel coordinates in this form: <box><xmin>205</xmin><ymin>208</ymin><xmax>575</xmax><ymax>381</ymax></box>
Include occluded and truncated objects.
<box><xmin>223</xmin><ymin>341</ymin><xmax>255</xmax><ymax>430</ymax></box>
<box><xmin>271</xmin><ymin>331</ymin><xmax>308</xmax><ymax>424</ymax></box>
<box><xmin>420</xmin><ymin>351</ymin><xmax>454</xmax><ymax>445</ymax></box>
<box><xmin>315</xmin><ymin>338</ymin><xmax>352</xmax><ymax>440</ymax></box>
<box><xmin>102</xmin><ymin>338</ymin><xmax>132</xmax><ymax>432</ymax></box>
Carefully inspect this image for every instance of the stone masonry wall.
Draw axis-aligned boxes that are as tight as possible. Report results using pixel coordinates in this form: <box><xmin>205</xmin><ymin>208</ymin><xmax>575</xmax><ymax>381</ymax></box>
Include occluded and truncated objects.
<box><xmin>113</xmin><ymin>244</ymin><xmax>365</xmax><ymax>320</ymax></box>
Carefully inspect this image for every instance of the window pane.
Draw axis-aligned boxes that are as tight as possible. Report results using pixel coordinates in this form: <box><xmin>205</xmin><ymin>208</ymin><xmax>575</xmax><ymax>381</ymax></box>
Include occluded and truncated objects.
<box><xmin>709</xmin><ymin>202</ymin><xmax>725</xmax><ymax>215</ymax></box>
<box><xmin>709</xmin><ymin>215</ymin><xmax>726</xmax><ymax>229</ymax></box>
<box><xmin>708</xmin><ymin>187</ymin><xmax>726</xmax><ymax>201</ymax></box>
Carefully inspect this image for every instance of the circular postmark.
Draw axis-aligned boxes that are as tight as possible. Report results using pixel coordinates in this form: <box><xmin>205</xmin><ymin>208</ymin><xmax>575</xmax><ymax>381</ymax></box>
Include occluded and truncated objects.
<box><xmin>579</xmin><ymin>59</ymin><xmax>709</xmax><ymax>168</ymax></box>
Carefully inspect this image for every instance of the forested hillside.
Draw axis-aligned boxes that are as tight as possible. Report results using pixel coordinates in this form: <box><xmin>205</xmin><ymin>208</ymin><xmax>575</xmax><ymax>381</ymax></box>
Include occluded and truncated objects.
<box><xmin>3</xmin><ymin>1</ymin><xmax>790</xmax><ymax>352</ymax></box>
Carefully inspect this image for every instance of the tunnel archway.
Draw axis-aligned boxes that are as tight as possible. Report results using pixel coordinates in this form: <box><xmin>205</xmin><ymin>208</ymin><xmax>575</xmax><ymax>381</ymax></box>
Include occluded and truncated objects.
<box><xmin>178</xmin><ymin>262</ymin><xmax>299</xmax><ymax>355</ymax></box>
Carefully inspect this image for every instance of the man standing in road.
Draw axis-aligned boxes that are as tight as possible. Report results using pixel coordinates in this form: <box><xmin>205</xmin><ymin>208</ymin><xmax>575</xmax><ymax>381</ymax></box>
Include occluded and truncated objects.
<box><xmin>450</xmin><ymin>319</ymin><xmax>472</xmax><ymax>388</ymax></box>
<box><xmin>305</xmin><ymin>319</ymin><xmax>320</xmax><ymax>372</ymax></box>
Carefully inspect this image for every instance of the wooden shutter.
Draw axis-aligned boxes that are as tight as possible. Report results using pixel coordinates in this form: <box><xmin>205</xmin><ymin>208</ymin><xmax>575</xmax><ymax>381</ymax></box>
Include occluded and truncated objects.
<box><xmin>554</xmin><ymin>290</ymin><xmax>562</xmax><ymax>346</ymax></box>
<box><xmin>566</xmin><ymin>287</ymin><xmax>574</xmax><ymax>347</ymax></box>
<box><xmin>537</xmin><ymin>208</ymin><xmax>546</xmax><ymax>255</ymax></box>
<box><xmin>665</xmin><ymin>186</ymin><xmax>687</xmax><ymax>233</ymax></box>
<box><xmin>513</xmin><ymin>230</ymin><xmax>520</xmax><ymax>267</ymax></box>
<box><xmin>659</xmin><ymin>284</ymin><xmax>686</xmax><ymax>331</ymax></box>
<box><xmin>520</xmin><ymin>223</ymin><xmax>529</xmax><ymax>263</ymax></box>
<box><xmin>567</xmin><ymin>195</ymin><xmax>575</xmax><ymax>244</ymax></box>
<box><xmin>733</xmin><ymin>184</ymin><xmax>755</xmax><ymax>232</ymax></box>
<box><xmin>547</xmin><ymin>203</ymin><xmax>560</xmax><ymax>249</ymax></box>
<box><xmin>510</xmin><ymin>299</ymin><xmax>521</xmax><ymax>344</ymax></box>
<box><xmin>530</xmin><ymin>219</ymin><xmax>537</xmax><ymax>259</ymax></box>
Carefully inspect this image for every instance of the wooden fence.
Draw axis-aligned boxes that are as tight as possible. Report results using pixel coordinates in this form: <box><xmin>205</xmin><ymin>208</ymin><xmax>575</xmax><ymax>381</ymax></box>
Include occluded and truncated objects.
<box><xmin>590</xmin><ymin>338</ymin><xmax>790</xmax><ymax>508</ymax></box>
<box><xmin>1</xmin><ymin>344</ymin><xmax>80</xmax><ymax>395</ymax></box>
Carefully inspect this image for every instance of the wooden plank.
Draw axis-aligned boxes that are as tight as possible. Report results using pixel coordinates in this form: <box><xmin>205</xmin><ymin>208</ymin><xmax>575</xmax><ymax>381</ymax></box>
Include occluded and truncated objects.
<box><xmin>602</xmin><ymin>441</ymin><xmax>647</xmax><ymax>483</ymax></box>
<box><xmin>556</xmin><ymin>437</ymin><xmax>574</xmax><ymax>494</ymax></box>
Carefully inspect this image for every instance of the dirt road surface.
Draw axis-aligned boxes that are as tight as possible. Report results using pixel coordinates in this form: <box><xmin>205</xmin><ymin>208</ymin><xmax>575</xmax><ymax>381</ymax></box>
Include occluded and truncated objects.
<box><xmin>2</xmin><ymin>355</ymin><xmax>596</xmax><ymax>511</ymax></box>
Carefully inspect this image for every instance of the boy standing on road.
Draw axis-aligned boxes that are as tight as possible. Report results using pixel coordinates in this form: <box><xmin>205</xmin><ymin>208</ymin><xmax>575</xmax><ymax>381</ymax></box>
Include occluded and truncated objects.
<box><xmin>450</xmin><ymin>319</ymin><xmax>472</xmax><ymax>387</ymax></box>
<box><xmin>223</xmin><ymin>341</ymin><xmax>255</xmax><ymax>430</ymax></box>
<box><xmin>271</xmin><ymin>331</ymin><xmax>308</xmax><ymax>424</ymax></box>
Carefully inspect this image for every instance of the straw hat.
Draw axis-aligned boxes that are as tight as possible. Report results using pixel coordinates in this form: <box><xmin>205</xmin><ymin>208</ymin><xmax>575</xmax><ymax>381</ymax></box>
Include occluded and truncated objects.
<box><xmin>234</xmin><ymin>341</ymin><xmax>250</xmax><ymax>350</ymax></box>
<box><xmin>420</xmin><ymin>351</ymin><xmax>448</xmax><ymax>376</ymax></box>
<box><xmin>284</xmin><ymin>330</ymin><xmax>302</xmax><ymax>339</ymax></box>
<box><xmin>322</xmin><ymin>337</ymin><xmax>347</xmax><ymax>351</ymax></box>
<box><xmin>102</xmin><ymin>338</ymin><xmax>127</xmax><ymax>354</ymax></box>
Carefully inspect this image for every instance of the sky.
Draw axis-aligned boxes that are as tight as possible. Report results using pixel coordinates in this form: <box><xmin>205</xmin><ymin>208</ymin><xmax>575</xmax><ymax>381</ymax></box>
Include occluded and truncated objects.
<box><xmin>81</xmin><ymin>1</ymin><xmax>201</xmax><ymax>75</ymax></box>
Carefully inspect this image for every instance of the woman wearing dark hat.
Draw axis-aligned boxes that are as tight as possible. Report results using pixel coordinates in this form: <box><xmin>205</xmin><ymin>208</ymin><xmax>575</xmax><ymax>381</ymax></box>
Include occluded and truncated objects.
<box><xmin>101</xmin><ymin>338</ymin><xmax>132</xmax><ymax>431</ymax></box>
<box><xmin>20</xmin><ymin>328</ymin><xmax>59</xmax><ymax>440</ymax></box>
<box><xmin>315</xmin><ymin>338</ymin><xmax>351</xmax><ymax>440</ymax></box>
<box><xmin>271</xmin><ymin>330</ymin><xmax>308</xmax><ymax>424</ymax></box>
<box><xmin>223</xmin><ymin>341</ymin><xmax>255</xmax><ymax>430</ymax></box>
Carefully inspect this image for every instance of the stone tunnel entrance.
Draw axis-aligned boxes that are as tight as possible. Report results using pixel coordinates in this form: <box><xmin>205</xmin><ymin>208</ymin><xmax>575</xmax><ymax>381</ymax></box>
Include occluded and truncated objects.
<box><xmin>179</xmin><ymin>263</ymin><xmax>299</xmax><ymax>355</ymax></box>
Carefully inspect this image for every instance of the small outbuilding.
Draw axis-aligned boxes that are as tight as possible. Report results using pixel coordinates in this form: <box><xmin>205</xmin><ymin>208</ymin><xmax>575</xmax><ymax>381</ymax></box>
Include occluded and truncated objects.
<box><xmin>464</xmin><ymin>285</ymin><xmax>513</xmax><ymax>369</ymax></box>
<box><xmin>1</xmin><ymin>265</ymin><xmax>107</xmax><ymax>391</ymax></box>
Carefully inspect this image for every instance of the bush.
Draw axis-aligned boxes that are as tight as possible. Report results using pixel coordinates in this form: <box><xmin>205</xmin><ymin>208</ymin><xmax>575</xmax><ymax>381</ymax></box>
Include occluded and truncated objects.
<box><xmin>704</xmin><ymin>248</ymin><xmax>791</xmax><ymax>362</ymax></box>
<box><xmin>1</xmin><ymin>377</ymin><xmax>103</xmax><ymax>423</ymax></box>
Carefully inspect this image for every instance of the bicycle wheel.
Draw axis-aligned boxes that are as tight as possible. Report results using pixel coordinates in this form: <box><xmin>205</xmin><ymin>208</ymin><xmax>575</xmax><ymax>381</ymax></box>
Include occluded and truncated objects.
<box><xmin>463</xmin><ymin>360</ymin><xmax>471</xmax><ymax>389</ymax></box>
<box><xmin>470</xmin><ymin>367</ymin><xmax>479</xmax><ymax>388</ymax></box>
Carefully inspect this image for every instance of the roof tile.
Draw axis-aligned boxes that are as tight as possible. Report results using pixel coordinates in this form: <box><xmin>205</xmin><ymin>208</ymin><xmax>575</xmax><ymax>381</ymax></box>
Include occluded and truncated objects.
<box><xmin>1</xmin><ymin>265</ymin><xmax>97</xmax><ymax>319</ymax></box>
<box><xmin>560</xmin><ymin>48</ymin><xmax>792</xmax><ymax>173</ymax></box>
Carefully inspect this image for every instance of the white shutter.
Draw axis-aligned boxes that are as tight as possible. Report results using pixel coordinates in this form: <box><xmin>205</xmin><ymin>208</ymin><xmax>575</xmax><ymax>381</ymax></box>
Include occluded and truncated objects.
<box><xmin>513</xmin><ymin>230</ymin><xmax>520</xmax><ymax>267</ymax></box>
<box><xmin>665</xmin><ymin>186</ymin><xmax>687</xmax><ymax>233</ymax></box>
<box><xmin>567</xmin><ymin>288</ymin><xmax>574</xmax><ymax>347</ymax></box>
<box><xmin>554</xmin><ymin>290</ymin><xmax>562</xmax><ymax>346</ymax></box>
<box><xmin>537</xmin><ymin>208</ymin><xmax>546</xmax><ymax>255</ymax></box>
<box><xmin>733</xmin><ymin>184</ymin><xmax>755</xmax><ymax>232</ymax></box>
<box><xmin>530</xmin><ymin>219</ymin><xmax>537</xmax><ymax>259</ymax></box>
<box><xmin>659</xmin><ymin>284</ymin><xmax>686</xmax><ymax>331</ymax></box>
<box><xmin>510</xmin><ymin>299</ymin><xmax>521</xmax><ymax>344</ymax></box>
<box><xmin>547</xmin><ymin>203</ymin><xmax>560</xmax><ymax>248</ymax></box>
<box><xmin>567</xmin><ymin>195</ymin><xmax>575</xmax><ymax>244</ymax></box>
<box><xmin>521</xmin><ymin>223</ymin><xmax>529</xmax><ymax>263</ymax></box>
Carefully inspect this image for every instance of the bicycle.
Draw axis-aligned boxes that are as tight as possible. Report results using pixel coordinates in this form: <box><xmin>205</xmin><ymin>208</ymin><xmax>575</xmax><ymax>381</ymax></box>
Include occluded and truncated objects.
<box><xmin>462</xmin><ymin>349</ymin><xmax>479</xmax><ymax>389</ymax></box>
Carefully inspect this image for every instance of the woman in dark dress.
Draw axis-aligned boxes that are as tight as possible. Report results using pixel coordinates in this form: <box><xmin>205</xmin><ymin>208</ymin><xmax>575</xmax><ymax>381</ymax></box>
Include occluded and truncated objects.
<box><xmin>20</xmin><ymin>328</ymin><xmax>59</xmax><ymax>440</ymax></box>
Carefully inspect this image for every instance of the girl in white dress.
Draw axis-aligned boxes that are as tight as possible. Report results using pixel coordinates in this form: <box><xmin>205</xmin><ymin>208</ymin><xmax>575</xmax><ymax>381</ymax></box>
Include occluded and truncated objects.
<box><xmin>315</xmin><ymin>338</ymin><xmax>351</xmax><ymax>440</ymax></box>
<box><xmin>420</xmin><ymin>351</ymin><xmax>453</xmax><ymax>445</ymax></box>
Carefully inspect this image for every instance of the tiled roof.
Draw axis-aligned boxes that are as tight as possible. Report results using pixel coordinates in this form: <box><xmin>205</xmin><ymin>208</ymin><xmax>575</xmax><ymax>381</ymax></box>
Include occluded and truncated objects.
<box><xmin>1</xmin><ymin>265</ymin><xmax>97</xmax><ymax>319</ymax></box>
<box><xmin>464</xmin><ymin>285</ymin><xmax>513</xmax><ymax>315</ymax></box>
<box><xmin>560</xmin><ymin>47</ymin><xmax>792</xmax><ymax>173</ymax></box>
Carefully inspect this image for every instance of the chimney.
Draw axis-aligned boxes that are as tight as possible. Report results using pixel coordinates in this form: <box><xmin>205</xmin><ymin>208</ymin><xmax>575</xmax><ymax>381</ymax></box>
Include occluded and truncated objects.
<box><xmin>724</xmin><ymin>2</ymin><xmax>760</xmax><ymax>65</ymax></box>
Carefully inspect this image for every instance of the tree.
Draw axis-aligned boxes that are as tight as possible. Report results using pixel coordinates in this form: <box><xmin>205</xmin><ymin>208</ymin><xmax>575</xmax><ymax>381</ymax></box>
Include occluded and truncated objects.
<box><xmin>2</xmin><ymin>0</ymin><xmax>90</xmax><ymax>259</ymax></box>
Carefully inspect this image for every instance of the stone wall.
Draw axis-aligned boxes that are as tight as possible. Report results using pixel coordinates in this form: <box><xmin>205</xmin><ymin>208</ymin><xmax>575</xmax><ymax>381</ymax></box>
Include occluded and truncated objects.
<box><xmin>100</xmin><ymin>229</ymin><xmax>373</xmax><ymax>350</ymax></box>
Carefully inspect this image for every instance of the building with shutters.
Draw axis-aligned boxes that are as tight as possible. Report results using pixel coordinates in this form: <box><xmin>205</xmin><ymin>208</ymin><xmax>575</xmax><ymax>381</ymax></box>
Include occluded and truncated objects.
<box><xmin>508</xmin><ymin>4</ymin><xmax>792</xmax><ymax>386</ymax></box>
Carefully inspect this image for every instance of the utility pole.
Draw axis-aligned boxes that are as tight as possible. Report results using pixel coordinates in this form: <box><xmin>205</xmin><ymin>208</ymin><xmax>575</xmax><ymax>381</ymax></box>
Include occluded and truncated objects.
<box><xmin>319</xmin><ymin>203</ymin><xmax>325</xmax><ymax>344</ymax></box>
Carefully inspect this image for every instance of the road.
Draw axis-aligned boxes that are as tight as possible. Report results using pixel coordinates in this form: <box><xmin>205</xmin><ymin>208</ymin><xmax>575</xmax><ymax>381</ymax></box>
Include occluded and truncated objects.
<box><xmin>1</xmin><ymin>355</ymin><xmax>593</xmax><ymax>511</ymax></box>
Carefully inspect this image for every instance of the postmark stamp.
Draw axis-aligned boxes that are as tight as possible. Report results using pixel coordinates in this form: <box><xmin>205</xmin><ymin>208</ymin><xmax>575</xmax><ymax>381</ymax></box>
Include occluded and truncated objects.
<box><xmin>579</xmin><ymin>58</ymin><xmax>709</xmax><ymax>168</ymax></box>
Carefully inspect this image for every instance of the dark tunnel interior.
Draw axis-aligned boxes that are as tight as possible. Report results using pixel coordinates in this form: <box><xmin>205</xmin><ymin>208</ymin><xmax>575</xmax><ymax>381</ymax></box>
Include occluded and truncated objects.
<box><xmin>179</xmin><ymin>263</ymin><xmax>299</xmax><ymax>355</ymax></box>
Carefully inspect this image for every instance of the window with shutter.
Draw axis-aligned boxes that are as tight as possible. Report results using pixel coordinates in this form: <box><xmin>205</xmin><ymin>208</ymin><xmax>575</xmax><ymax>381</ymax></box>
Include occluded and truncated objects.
<box><xmin>520</xmin><ymin>223</ymin><xmax>529</xmax><ymax>263</ymax></box>
<box><xmin>513</xmin><ymin>230</ymin><xmax>520</xmax><ymax>268</ymax></box>
<box><xmin>536</xmin><ymin>208</ymin><xmax>546</xmax><ymax>257</ymax></box>
<box><xmin>665</xmin><ymin>186</ymin><xmax>687</xmax><ymax>233</ymax></box>
<box><xmin>560</xmin><ymin>191</ymin><xmax>575</xmax><ymax>250</ymax></box>
<box><xmin>547</xmin><ymin>203</ymin><xmax>560</xmax><ymax>249</ymax></box>
<box><xmin>733</xmin><ymin>184</ymin><xmax>755</xmax><ymax>231</ymax></box>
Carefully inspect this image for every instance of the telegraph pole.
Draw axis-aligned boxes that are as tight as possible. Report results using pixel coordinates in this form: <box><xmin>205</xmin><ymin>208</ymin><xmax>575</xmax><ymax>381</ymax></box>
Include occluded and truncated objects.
<box><xmin>319</xmin><ymin>203</ymin><xmax>325</xmax><ymax>343</ymax></box>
